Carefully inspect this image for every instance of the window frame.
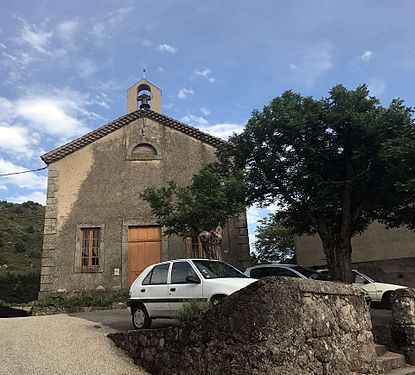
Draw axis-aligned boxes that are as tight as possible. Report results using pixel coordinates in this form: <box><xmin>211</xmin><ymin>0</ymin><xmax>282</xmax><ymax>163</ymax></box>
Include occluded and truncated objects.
<box><xmin>75</xmin><ymin>224</ymin><xmax>105</xmax><ymax>273</ymax></box>
<box><xmin>80</xmin><ymin>228</ymin><xmax>100</xmax><ymax>269</ymax></box>
<box><xmin>126</xmin><ymin>140</ymin><xmax>162</xmax><ymax>161</ymax></box>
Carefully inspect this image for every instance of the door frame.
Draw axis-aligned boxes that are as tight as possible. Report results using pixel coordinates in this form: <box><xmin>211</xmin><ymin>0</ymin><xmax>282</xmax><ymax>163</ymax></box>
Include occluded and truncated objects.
<box><xmin>121</xmin><ymin>220</ymin><xmax>168</xmax><ymax>290</ymax></box>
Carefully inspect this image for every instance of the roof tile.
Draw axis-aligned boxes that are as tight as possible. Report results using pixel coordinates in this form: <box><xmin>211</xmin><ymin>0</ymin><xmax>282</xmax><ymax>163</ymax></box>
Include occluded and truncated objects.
<box><xmin>41</xmin><ymin>109</ymin><xmax>226</xmax><ymax>164</ymax></box>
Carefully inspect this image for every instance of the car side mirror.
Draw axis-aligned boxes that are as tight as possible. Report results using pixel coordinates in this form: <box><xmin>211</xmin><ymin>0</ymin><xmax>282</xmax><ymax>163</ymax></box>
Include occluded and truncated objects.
<box><xmin>186</xmin><ymin>275</ymin><xmax>201</xmax><ymax>284</ymax></box>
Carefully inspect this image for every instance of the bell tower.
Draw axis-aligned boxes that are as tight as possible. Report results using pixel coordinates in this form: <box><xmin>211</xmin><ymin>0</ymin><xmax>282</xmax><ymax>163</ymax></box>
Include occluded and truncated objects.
<box><xmin>127</xmin><ymin>78</ymin><xmax>162</xmax><ymax>113</ymax></box>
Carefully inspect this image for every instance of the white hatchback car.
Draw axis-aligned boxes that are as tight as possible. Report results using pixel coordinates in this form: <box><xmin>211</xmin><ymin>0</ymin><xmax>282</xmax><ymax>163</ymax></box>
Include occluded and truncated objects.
<box><xmin>127</xmin><ymin>259</ymin><xmax>257</xmax><ymax>329</ymax></box>
<box><xmin>317</xmin><ymin>269</ymin><xmax>407</xmax><ymax>307</ymax></box>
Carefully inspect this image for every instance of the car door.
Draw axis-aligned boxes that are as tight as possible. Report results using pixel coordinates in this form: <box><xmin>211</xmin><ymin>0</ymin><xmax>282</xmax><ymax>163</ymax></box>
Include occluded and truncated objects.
<box><xmin>168</xmin><ymin>261</ymin><xmax>203</xmax><ymax>315</ymax></box>
<box><xmin>140</xmin><ymin>263</ymin><xmax>170</xmax><ymax>318</ymax></box>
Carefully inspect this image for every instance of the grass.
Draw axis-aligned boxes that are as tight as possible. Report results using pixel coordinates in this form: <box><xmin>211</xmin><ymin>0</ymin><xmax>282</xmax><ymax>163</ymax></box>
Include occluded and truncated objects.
<box><xmin>175</xmin><ymin>299</ymin><xmax>212</xmax><ymax>323</ymax></box>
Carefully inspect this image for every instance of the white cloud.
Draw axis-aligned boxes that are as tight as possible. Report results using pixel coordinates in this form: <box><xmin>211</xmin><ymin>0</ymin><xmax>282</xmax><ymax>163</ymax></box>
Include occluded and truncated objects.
<box><xmin>56</xmin><ymin>20</ymin><xmax>79</xmax><ymax>43</ymax></box>
<box><xmin>17</xmin><ymin>19</ymin><xmax>53</xmax><ymax>53</ymax></box>
<box><xmin>194</xmin><ymin>68</ymin><xmax>216</xmax><ymax>83</ymax></box>
<box><xmin>89</xmin><ymin>7</ymin><xmax>134</xmax><ymax>40</ymax></box>
<box><xmin>360</xmin><ymin>50</ymin><xmax>373</xmax><ymax>62</ymax></box>
<box><xmin>200</xmin><ymin>107</ymin><xmax>210</xmax><ymax>116</ymax></box>
<box><xmin>158</xmin><ymin>43</ymin><xmax>177</xmax><ymax>54</ymax></box>
<box><xmin>180</xmin><ymin>113</ymin><xmax>244</xmax><ymax>140</ymax></box>
<box><xmin>7</xmin><ymin>191</ymin><xmax>46</xmax><ymax>205</ymax></box>
<box><xmin>0</xmin><ymin>159</ymin><xmax>47</xmax><ymax>190</ymax></box>
<box><xmin>0</xmin><ymin>90</ymin><xmax>92</xmax><ymax>139</ymax></box>
<box><xmin>16</xmin><ymin>97</ymin><xmax>89</xmax><ymax>137</ymax></box>
<box><xmin>90</xmin><ymin>23</ymin><xmax>107</xmax><ymax>39</ymax></box>
<box><xmin>194</xmin><ymin>68</ymin><xmax>211</xmax><ymax>77</ymax></box>
<box><xmin>180</xmin><ymin>115</ymin><xmax>209</xmax><ymax>127</ymax></box>
<box><xmin>77</xmin><ymin>59</ymin><xmax>98</xmax><ymax>78</ymax></box>
<box><xmin>368</xmin><ymin>78</ymin><xmax>386</xmax><ymax>97</ymax></box>
<box><xmin>291</xmin><ymin>44</ymin><xmax>333</xmax><ymax>85</ymax></box>
<box><xmin>157</xmin><ymin>66</ymin><xmax>164</xmax><ymax>72</ymax></box>
<box><xmin>178</xmin><ymin>88</ymin><xmax>194</xmax><ymax>99</ymax></box>
<box><xmin>0</xmin><ymin>42</ymin><xmax>6</xmax><ymax>49</ymax></box>
<box><xmin>0</xmin><ymin>124</ymin><xmax>38</xmax><ymax>156</ymax></box>
<box><xmin>199</xmin><ymin>123</ymin><xmax>244</xmax><ymax>140</ymax></box>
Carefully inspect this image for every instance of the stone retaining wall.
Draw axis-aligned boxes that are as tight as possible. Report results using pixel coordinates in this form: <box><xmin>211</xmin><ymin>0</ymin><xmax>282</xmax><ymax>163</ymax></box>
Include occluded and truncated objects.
<box><xmin>391</xmin><ymin>288</ymin><xmax>415</xmax><ymax>364</ymax></box>
<box><xmin>109</xmin><ymin>277</ymin><xmax>381</xmax><ymax>375</ymax></box>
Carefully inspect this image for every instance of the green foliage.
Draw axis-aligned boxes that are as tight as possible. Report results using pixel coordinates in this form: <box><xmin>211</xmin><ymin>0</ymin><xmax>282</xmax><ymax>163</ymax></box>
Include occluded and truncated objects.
<box><xmin>32</xmin><ymin>291</ymin><xmax>129</xmax><ymax>313</ymax></box>
<box><xmin>141</xmin><ymin>162</ymin><xmax>247</xmax><ymax>240</ymax></box>
<box><xmin>14</xmin><ymin>241</ymin><xmax>26</xmax><ymax>252</ymax></box>
<box><xmin>228</xmin><ymin>84</ymin><xmax>415</xmax><ymax>281</ymax></box>
<box><xmin>252</xmin><ymin>215</ymin><xmax>295</xmax><ymax>264</ymax></box>
<box><xmin>0</xmin><ymin>272</ymin><xmax>40</xmax><ymax>303</ymax></box>
<box><xmin>175</xmin><ymin>299</ymin><xmax>211</xmax><ymax>322</ymax></box>
<box><xmin>0</xmin><ymin>201</ymin><xmax>45</xmax><ymax>273</ymax></box>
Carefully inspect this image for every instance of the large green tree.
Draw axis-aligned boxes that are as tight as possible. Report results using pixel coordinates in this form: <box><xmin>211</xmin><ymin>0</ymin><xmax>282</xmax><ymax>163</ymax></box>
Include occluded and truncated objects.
<box><xmin>228</xmin><ymin>85</ymin><xmax>415</xmax><ymax>282</ymax></box>
<box><xmin>140</xmin><ymin>162</ymin><xmax>246</xmax><ymax>259</ymax></box>
<box><xmin>252</xmin><ymin>214</ymin><xmax>295</xmax><ymax>264</ymax></box>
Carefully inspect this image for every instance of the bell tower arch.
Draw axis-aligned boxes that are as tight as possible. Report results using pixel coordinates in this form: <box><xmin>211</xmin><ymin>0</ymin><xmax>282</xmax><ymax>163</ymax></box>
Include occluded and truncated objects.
<box><xmin>127</xmin><ymin>78</ymin><xmax>162</xmax><ymax>113</ymax></box>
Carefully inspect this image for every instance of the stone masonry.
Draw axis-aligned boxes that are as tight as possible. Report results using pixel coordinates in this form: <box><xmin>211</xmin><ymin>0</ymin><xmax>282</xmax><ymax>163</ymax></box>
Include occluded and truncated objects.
<box><xmin>391</xmin><ymin>288</ymin><xmax>415</xmax><ymax>364</ymax></box>
<box><xmin>109</xmin><ymin>277</ymin><xmax>381</xmax><ymax>375</ymax></box>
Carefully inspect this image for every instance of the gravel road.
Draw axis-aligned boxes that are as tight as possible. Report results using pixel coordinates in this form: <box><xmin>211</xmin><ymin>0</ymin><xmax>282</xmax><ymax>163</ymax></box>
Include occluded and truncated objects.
<box><xmin>0</xmin><ymin>314</ymin><xmax>148</xmax><ymax>375</ymax></box>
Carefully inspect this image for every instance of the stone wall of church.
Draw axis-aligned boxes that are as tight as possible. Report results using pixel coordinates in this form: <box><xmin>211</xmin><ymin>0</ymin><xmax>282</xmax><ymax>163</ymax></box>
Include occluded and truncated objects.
<box><xmin>39</xmin><ymin>118</ymin><xmax>251</xmax><ymax>297</ymax></box>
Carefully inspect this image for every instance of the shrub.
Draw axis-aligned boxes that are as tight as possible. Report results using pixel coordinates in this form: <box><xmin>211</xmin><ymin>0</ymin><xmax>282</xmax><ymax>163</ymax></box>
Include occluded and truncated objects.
<box><xmin>176</xmin><ymin>299</ymin><xmax>211</xmax><ymax>323</ymax></box>
<box><xmin>32</xmin><ymin>291</ymin><xmax>129</xmax><ymax>313</ymax></box>
<box><xmin>0</xmin><ymin>272</ymin><xmax>40</xmax><ymax>303</ymax></box>
<box><xmin>14</xmin><ymin>241</ymin><xmax>26</xmax><ymax>252</ymax></box>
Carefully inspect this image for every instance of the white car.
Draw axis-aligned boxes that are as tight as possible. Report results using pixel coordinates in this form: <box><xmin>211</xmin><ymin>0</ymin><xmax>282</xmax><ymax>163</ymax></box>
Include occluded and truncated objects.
<box><xmin>127</xmin><ymin>259</ymin><xmax>257</xmax><ymax>329</ymax></box>
<box><xmin>244</xmin><ymin>264</ymin><xmax>372</xmax><ymax>305</ymax></box>
<box><xmin>317</xmin><ymin>269</ymin><xmax>407</xmax><ymax>307</ymax></box>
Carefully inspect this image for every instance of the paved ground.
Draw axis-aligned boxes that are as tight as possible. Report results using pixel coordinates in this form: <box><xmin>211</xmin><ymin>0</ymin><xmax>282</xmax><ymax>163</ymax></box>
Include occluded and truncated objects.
<box><xmin>0</xmin><ymin>306</ymin><xmax>392</xmax><ymax>375</ymax></box>
<box><xmin>70</xmin><ymin>308</ymin><xmax>175</xmax><ymax>331</ymax></box>
<box><xmin>370</xmin><ymin>307</ymin><xmax>392</xmax><ymax>326</ymax></box>
<box><xmin>0</xmin><ymin>314</ymin><xmax>148</xmax><ymax>375</ymax></box>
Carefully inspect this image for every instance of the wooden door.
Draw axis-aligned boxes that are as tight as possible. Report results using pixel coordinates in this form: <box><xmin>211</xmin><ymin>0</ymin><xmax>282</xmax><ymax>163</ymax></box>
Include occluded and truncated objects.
<box><xmin>128</xmin><ymin>226</ymin><xmax>161</xmax><ymax>286</ymax></box>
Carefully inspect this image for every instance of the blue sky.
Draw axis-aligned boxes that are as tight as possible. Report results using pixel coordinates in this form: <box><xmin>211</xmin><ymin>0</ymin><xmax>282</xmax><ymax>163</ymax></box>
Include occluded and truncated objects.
<box><xmin>1</xmin><ymin>0</ymin><xmax>415</xmax><ymax>246</ymax></box>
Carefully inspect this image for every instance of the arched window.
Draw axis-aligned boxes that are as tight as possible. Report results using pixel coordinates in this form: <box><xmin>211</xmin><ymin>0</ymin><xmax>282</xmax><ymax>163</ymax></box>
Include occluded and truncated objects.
<box><xmin>127</xmin><ymin>142</ymin><xmax>161</xmax><ymax>161</ymax></box>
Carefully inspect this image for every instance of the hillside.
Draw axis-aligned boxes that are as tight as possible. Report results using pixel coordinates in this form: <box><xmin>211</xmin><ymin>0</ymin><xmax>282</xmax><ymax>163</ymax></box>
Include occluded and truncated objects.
<box><xmin>0</xmin><ymin>201</ymin><xmax>45</xmax><ymax>274</ymax></box>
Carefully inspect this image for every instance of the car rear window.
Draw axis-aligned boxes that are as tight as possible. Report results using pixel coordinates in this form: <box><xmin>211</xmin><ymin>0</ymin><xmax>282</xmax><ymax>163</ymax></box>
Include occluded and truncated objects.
<box><xmin>142</xmin><ymin>263</ymin><xmax>169</xmax><ymax>285</ymax></box>
<box><xmin>290</xmin><ymin>266</ymin><xmax>329</xmax><ymax>281</ymax></box>
<box><xmin>250</xmin><ymin>267</ymin><xmax>299</xmax><ymax>279</ymax></box>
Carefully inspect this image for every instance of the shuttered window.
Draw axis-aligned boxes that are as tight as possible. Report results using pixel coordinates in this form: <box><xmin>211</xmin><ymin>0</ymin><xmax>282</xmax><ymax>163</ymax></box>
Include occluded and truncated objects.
<box><xmin>80</xmin><ymin>228</ymin><xmax>100</xmax><ymax>268</ymax></box>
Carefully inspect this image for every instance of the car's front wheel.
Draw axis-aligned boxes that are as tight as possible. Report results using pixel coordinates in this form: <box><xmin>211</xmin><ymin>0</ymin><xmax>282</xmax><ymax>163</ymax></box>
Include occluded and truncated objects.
<box><xmin>132</xmin><ymin>304</ymin><xmax>151</xmax><ymax>329</ymax></box>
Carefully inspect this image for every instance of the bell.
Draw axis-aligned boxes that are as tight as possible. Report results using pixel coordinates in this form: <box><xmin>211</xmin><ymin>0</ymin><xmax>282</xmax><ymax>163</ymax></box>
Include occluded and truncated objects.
<box><xmin>138</xmin><ymin>93</ymin><xmax>151</xmax><ymax>109</ymax></box>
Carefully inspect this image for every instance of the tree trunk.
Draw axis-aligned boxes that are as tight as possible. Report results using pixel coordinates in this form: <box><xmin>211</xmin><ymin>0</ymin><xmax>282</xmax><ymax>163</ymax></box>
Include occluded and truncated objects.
<box><xmin>198</xmin><ymin>226</ymin><xmax>223</xmax><ymax>260</ymax></box>
<box><xmin>319</xmin><ymin>234</ymin><xmax>353</xmax><ymax>283</ymax></box>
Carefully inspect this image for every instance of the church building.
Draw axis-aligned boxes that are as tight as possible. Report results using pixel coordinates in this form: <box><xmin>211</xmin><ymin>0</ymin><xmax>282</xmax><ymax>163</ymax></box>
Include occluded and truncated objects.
<box><xmin>38</xmin><ymin>79</ymin><xmax>251</xmax><ymax>298</ymax></box>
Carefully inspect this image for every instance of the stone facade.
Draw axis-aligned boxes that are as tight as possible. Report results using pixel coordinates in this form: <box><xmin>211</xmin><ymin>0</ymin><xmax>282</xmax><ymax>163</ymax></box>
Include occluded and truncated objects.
<box><xmin>110</xmin><ymin>277</ymin><xmax>380</xmax><ymax>375</ymax></box>
<box><xmin>39</xmin><ymin>87</ymin><xmax>251</xmax><ymax>298</ymax></box>
<box><xmin>296</xmin><ymin>222</ymin><xmax>415</xmax><ymax>287</ymax></box>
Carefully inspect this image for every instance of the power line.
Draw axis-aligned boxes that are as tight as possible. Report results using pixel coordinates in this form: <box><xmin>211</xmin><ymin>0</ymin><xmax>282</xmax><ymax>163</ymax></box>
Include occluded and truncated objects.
<box><xmin>0</xmin><ymin>166</ymin><xmax>48</xmax><ymax>177</ymax></box>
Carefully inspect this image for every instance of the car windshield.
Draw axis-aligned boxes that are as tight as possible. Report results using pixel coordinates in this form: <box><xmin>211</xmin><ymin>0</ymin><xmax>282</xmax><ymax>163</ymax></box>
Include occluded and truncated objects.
<box><xmin>290</xmin><ymin>266</ymin><xmax>329</xmax><ymax>281</ymax></box>
<box><xmin>193</xmin><ymin>260</ymin><xmax>247</xmax><ymax>279</ymax></box>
